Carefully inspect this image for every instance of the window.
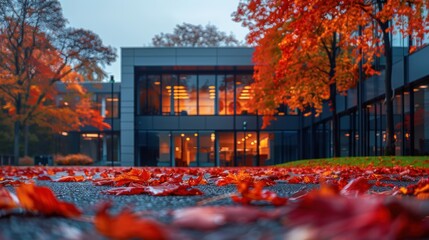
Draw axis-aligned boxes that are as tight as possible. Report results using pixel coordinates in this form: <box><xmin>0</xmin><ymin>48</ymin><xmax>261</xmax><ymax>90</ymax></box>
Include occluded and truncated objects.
<box><xmin>198</xmin><ymin>75</ymin><xmax>216</xmax><ymax>115</ymax></box>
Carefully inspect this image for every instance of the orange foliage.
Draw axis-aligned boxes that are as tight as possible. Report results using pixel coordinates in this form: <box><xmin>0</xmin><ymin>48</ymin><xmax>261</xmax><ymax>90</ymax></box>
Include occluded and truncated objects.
<box><xmin>234</xmin><ymin>0</ymin><xmax>429</xmax><ymax>126</ymax></box>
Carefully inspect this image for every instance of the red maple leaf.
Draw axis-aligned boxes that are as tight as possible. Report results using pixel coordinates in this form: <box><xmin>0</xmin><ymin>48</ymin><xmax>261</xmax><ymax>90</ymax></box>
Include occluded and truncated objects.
<box><xmin>94</xmin><ymin>202</ymin><xmax>168</xmax><ymax>240</ymax></box>
<box><xmin>55</xmin><ymin>175</ymin><xmax>85</xmax><ymax>182</ymax></box>
<box><xmin>232</xmin><ymin>181</ymin><xmax>287</xmax><ymax>206</ymax></box>
<box><xmin>15</xmin><ymin>183</ymin><xmax>81</xmax><ymax>217</ymax></box>
<box><xmin>172</xmin><ymin>206</ymin><xmax>275</xmax><ymax>230</ymax></box>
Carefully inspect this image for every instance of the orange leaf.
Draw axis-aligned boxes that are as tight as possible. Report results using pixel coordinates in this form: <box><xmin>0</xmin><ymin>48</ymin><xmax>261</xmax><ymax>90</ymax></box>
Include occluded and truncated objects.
<box><xmin>15</xmin><ymin>183</ymin><xmax>81</xmax><ymax>217</ymax></box>
<box><xmin>94</xmin><ymin>202</ymin><xmax>168</xmax><ymax>240</ymax></box>
<box><xmin>0</xmin><ymin>187</ymin><xmax>17</xmax><ymax>210</ymax></box>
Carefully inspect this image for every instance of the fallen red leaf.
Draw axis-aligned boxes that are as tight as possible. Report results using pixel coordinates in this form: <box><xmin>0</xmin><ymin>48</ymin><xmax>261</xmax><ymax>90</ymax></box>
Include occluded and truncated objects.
<box><xmin>340</xmin><ymin>177</ymin><xmax>372</xmax><ymax>197</ymax></box>
<box><xmin>399</xmin><ymin>178</ymin><xmax>429</xmax><ymax>199</ymax></box>
<box><xmin>0</xmin><ymin>187</ymin><xmax>17</xmax><ymax>210</ymax></box>
<box><xmin>94</xmin><ymin>202</ymin><xmax>168</xmax><ymax>240</ymax></box>
<box><xmin>145</xmin><ymin>184</ymin><xmax>203</xmax><ymax>196</ymax></box>
<box><xmin>15</xmin><ymin>183</ymin><xmax>81</xmax><ymax>217</ymax></box>
<box><xmin>232</xmin><ymin>181</ymin><xmax>287</xmax><ymax>206</ymax></box>
<box><xmin>55</xmin><ymin>175</ymin><xmax>85</xmax><ymax>182</ymax></box>
<box><xmin>172</xmin><ymin>206</ymin><xmax>274</xmax><ymax>230</ymax></box>
<box><xmin>103</xmin><ymin>187</ymin><xmax>146</xmax><ymax>196</ymax></box>
<box><xmin>285</xmin><ymin>188</ymin><xmax>429</xmax><ymax>240</ymax></box>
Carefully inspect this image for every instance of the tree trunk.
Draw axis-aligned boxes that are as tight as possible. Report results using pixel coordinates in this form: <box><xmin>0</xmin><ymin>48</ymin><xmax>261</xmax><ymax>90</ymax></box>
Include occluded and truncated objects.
<box><xmin>24</xmin><ymin>123</ymin><xmax>29</xmax><ymax>157</ymax></box>
<box><xmin>13</xmin><ymin>121</ymin><xmax>21</xmax><ymax>165</ymax></box>
<box><xmin>382</xmin><ymin>26</ymin><xmax>395</xmax><ymax>156</ymax></box>
<box><xmin>330</xmin><ymin>83</ymin><xmax>340</xmax><ymax>157</ymax></box>
<box><xmin>329</xmin><ymin>32</ymin><xmax>340</xmax><ymax>157</ymax></box>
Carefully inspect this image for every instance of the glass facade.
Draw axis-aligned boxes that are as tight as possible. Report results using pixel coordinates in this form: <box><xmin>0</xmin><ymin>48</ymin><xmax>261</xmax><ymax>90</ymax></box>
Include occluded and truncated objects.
<box><xmin>306</xmin><ymin>80</ymin><xmax>429</xmax><ymax>160</ymax></box>
<box><xmin>136</xmin><ymin>68</ymin><xmax>260</xmax><ymax>116</ymax></box>
<box><xmin>136</xmin><ymin>130</ymin><xmax>299</xmax><ymax>167</ymax></box>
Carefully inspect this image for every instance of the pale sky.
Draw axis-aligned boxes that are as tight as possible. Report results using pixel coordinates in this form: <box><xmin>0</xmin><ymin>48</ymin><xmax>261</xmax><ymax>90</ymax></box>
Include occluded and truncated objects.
<box><xmin>59</xmin><ymin>0</ymin><xmax>249</xmax><ymax>81</ymax></box>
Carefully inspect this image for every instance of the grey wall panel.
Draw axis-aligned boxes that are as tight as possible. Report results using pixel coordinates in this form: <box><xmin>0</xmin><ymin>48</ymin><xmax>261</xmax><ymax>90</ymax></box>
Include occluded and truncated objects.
<box><xmin>121</xmin><ymin>121</ymin><xmax>135</xmax><ymax>130</ymax></box>
<box><xmin>121</xmin><ymin>74</ymin><xmax>134</xmax><ymax>88</ymax></box>
<box><xmin>179</xmin><ymin>117</ymin><xmax>206</xmax><ymax>129</ymax></box>
<box><xmin>235</xmin><ymin>116</ymin><xmax>257</xmax><ymax>130</ymax></box>
<box><xmin>121</xmin><ymin>107</ymin><xmax>134</xmax><ymax>116</ymax></box>
<box><xmin>136</xmin><ymin>117</ymin><xmax>153</xmax><ymax>129</ymax></box>
<box><xmin>121</xmin><ymin>48</ymin><xmax>135</xmax><ymax>57</ymax></box>
<box><xmin>176</xmin><ymin>48</ymin><xmax>217</xmax><ymax>56</ymax></box>
<box><xmin>121</xmin><ymin>101</ymin><xmax>134</xmax><ymax>108</ymax></box>
<box><xmin>121</xmin><ymin>133</ymin><xmax>134</xmax><ymax>146</ymax></box>
<box><xmin>122</xmin><ymin>66</ymin><xmax>134</xmax><ymax>74</ymax></box>
<box><xmin>122</xmin><ymin>57</ymin><xmax>134</xmax><ymax>66</ymax></box>
<box><xmin>152</xmin><ymin>117</ymin><xmax>180</xmax><ymax>129</ymax></box>
<box><xmin>134</xmin><ymin>48</ymin><xmax>176</xmax><ymax>57</ymax></box>
<box><xmin>409</xmin><ymin>46</ymin><xmax>429</xmax><ymax>82</ymax></box>
<box><xmin>217</xmin><ymin>48</ymin><xmax>254</xmax><ymax>56</ymax></box>
<box><xmin>217</xmin><ymin>56</ymin><xmax>253</xmax><ymax>66</ymax></box>
<box><xmin>176</xmin><ymin>56</ymin><xmax>217</xmax><ymax>65</ymax></box>
<box><xmin>265</xmin><ymin>116</ymin><xmax>299</xmax><ymax>130</ymax></box>
<box><xmin>206</xmin><ymin>116</ymin><xmax>234</xmax><ymax>129</ymax></box>
<box><xmin>134</xmin><ymin>56</ymin><xmax>176</xmax><ymax>66</ymax></box>
<box><xmin>120</xmin><ymin>153</ymin><xmax>134</xmax><ymax>166</ymax></box>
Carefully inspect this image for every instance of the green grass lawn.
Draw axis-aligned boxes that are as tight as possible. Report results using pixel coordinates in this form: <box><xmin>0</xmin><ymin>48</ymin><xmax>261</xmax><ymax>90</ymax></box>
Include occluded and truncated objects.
<box><xmin>278</xmin><ymin>156</ymin><xmax>429</xmax><ymax>168</ymax></box>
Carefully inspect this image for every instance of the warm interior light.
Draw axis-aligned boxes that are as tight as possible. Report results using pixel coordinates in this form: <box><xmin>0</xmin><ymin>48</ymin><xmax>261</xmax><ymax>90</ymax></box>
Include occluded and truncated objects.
<box><xmin>61</xmin><ymin>132</ymin><xmax>68</xmax><ymax>136</ymax></box>
<box><xmin>154</xmin><ymin>81</ymin><xmax>160</xmax><ymax>85</ymax></box>
<box><xmin>82</xmin><ymin>133</ymin><xmax>99</xmax><ymax>138</ymax></box>
<box><xmin>181</xmin><ymin>133</ymin><xmax>185</xmax><ymax>137</ymax></box>
<box><xmin>106</xmin><ymin>98</ymin><xmax>118</xmax><ymax>102</ymax></box>
<box><xmin>239</xmin><ymin>96</ymin><xmax>251</xmax><ymax>99</ymax></box>
<box><xmin>419</xmin><ymin>85</ymin><xmax>428</xmax><ymax>89</ymax></box>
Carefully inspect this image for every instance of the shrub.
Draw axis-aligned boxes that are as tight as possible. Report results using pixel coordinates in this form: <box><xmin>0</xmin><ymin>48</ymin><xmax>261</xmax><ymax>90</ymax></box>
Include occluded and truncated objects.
<box><xmin>18</xmin><ymin>156</ymin><xmax>34</xmax><ymax>166</ymax></box>
<box><xmin>54</xmin><ymin>154</ymin><xmax>93</xmax><ymax>166</ymax></box>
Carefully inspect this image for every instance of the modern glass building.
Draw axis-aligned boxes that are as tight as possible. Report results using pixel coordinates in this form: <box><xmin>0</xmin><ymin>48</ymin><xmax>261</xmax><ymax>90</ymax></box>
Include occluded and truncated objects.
<box><xmin>120</xmin><ymin>47</ymin><xmax>300</xmax><ymax>166</ymax></box>
<box><xmin>54</xmin><ymin>45</ymin><xmax>429</xmax><ymax>167</ymax></box>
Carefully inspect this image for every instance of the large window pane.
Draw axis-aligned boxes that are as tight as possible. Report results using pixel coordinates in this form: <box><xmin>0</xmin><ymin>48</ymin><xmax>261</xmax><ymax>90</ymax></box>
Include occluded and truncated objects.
<box><xmin>198</xmin><ymin>132</ymin><xmax>215</xmax><ymax>167</ymax></box>
<box><xmin>414</xmin><ymin>85</ymin><xmax>429</xmax><ymax>155</ymax></box>
<box><xmin>162</xmin><ymin>74</ymin><xmax>175</xmax><ymax>115</ymax></box>
<box><xmin>219</xmin><ymin>132</ymin><xmax>235</xmax><ymax>166</ymax></box>
<box><xmin>403</xmin><ymin>91</ymin><xmax>411</xmax><ymax>155</ymax></box>
<box><xmin>198</xmin><ymin>75</ymin><xmax>216</xmax><ymax>115</ymax></box>
<box><xmin>137</xmin><ymin>75</ymin><xmax>160</xmax><ymax>115</ymax></box>
<box><xmin>236</xmin><ymin>74</ymin><xmax>254</xmax><ymax>115</ymax></box>
<box><xmin>393</xmin><ymin>93</ymin><xmax>403</xmax><ymax>155</ymax></box>
<box><xmin>218</xmin><ymin>74</ymin><xmax>234</xmax><ymax>115</ymax></box>
<box><xmin>173</xmin><ymin>132</ymin><xmax>197</xmax><ymax>166</ymax></box>
<box><xmin>237</xmin><ymin>131</ymin><xmax>256</xmax><ymax>166</ymax></box>
<box><xmin>175</xmin><ymin>75</ymin><xmax>197</xmax><ymax>115</ymax></box>
<box><xmin>138</xmin><ymin>132</ymin><xmax>170</xmax><ymax>166</ymax></box>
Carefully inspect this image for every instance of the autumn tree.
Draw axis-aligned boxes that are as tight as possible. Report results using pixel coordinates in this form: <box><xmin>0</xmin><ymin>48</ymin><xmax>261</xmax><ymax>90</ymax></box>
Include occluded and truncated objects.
<box><xmin>152</xmin><ymin>22</ymin><xmax>243</xmax><ymax>47</ymax></box>
<box><xmin>0</xmin><ymin>0</ymin><xmax>116</xmax><ymax>161</ymax></box>
<box><xmin>234</xmin><ymin>0</ymin><xmax>358</xmax><ymax>157</ymax></box>
<box><xmin>234</xmin><ymin>0</ymin><xmax>429</xmax><ymax>156</ymax></box>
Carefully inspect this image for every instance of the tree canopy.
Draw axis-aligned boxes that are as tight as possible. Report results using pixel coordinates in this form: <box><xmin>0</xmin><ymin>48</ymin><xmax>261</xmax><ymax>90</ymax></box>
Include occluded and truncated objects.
<box><xmin>0</xmin><ymin>0</ymin><xmax>116</xmax><ymax>159</ymax></box>
<box><xmin>152</xmin><ymin>22</ymin><xmax>243</xmax><ymax>47</ymax></box>
<box><xmin>234</xmin><ymin>0</ymin><xmax>429</xmax><ymax>155</ymax></box>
